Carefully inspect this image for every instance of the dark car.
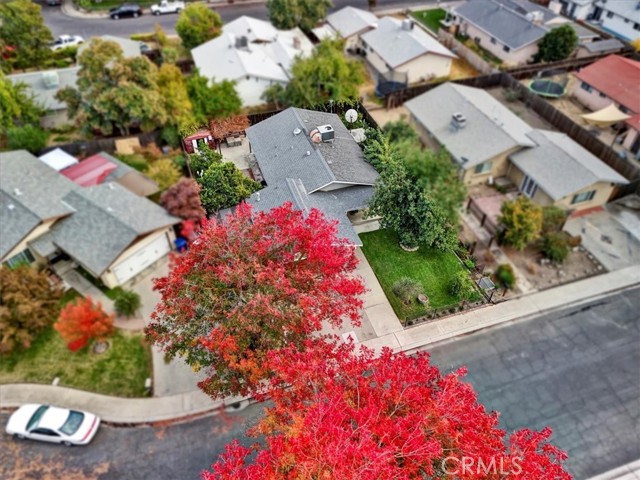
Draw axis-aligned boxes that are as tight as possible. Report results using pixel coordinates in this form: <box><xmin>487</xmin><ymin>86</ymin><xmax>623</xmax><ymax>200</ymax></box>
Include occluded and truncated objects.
<box><xmin>46</xmin><ymin>0</ymin><xmax>62</xmax><ymax>6</ymax></box>
<box><xmin>109</xmin><ymin>4</ymin><xmax>143</xmax><ymax>19</ymax></box>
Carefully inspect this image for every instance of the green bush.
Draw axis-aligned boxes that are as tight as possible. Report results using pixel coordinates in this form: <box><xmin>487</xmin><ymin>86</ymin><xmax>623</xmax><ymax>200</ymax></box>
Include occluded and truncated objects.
<box><xmin>7</xmin><ymin>125</ymin><xmax>48</xmax><ymax>153</ymax></box>
<box><xmin>114</xmin><ymin>290</ymin><xmax>141</xmax><ymax>318</ymax></box>
<box><xmin>116</xmin><ymin>154</ymin><xmax>149</xmax><ymax>172</ymax></box>
<box><xmin>130</xmin><ymin>33</ymin><xmax>156</xmax><ymax>42</ymax></box>
<box><xmin>495</xmin><ymin>264</ymin><xmax>516</xmax><ymax>290</ymax></box>
<box><xmin>542</xmin><ymin>206</ymin><xmax>567</xmax><ymax>234</ymax></box>
<box><xmin>161</xmin><ymin>124</ymin><xmax>182</xmax><ymax>149</ymax></box>
<box><xmin>449</xmin><ymin>270</ymin><xmax>476</xmax><ymax>299</ymax></box>
<box><xmin>541</xmin><ymin>232</ymin><xmax>570</xmax><ymax>263</ymax></box>
<box><xmin>392</xmin><ymin>277</ymin><xmax>424</xmax><ymax>305</ymax></box>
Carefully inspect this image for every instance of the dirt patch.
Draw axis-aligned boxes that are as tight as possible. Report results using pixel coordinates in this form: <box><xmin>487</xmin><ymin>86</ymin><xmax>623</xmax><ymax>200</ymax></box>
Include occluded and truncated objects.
<box><xmin>503</xmin><ymin>245</ymin><xmax>605</xmax><ymax>291</ymax></box>
<box><xmin>488</xmin><ymin>87</ymin><xmax>554</xmax><ymax>130</ymax></box>
<box><xmin>450</xmin><ymin>57</ymin><xmax>479</xmax><ymax>80</ymax></box>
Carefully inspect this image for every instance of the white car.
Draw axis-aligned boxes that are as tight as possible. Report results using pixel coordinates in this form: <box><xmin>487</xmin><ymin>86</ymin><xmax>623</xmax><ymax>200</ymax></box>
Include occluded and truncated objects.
<box><xmin>150</xmin><ymin>0</ymin><xmax>184</xmax><ymax>15</ymax></box>
<box><xmin>6</xmin><ymin>404</ymin><xmax>101</xmax><ymax>446</ymax></box>
<box><xmin>50</xmin><ymin>35</ymin><xmax>84</xmax><ymax>51</ymax></box>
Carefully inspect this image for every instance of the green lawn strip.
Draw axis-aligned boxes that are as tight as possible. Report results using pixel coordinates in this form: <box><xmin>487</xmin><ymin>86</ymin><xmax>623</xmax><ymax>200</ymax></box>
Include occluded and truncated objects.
<box><xmin>0</xmin><ymin>327</ymin><xmax>151</xmax><ymax>397</ymax></box>
<box><xmin>81</xmin><ymin>0</ymin><xmax>156</xmax><ymax>11</ymax></box>
<box><xmin>411</xmin><ymin>9</ymin><xmax>446</xmax><ymax>33</ymax></box>
<box><xmin>360</xmin><ymin>229</ymin><xmax>472</xmax><ymax>320</ymax></box>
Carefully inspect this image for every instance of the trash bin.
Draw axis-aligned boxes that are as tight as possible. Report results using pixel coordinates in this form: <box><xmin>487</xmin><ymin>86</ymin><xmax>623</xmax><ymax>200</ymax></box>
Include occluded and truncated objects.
<box><xmin>174</xmin><ymin>237</ymin><xmax>188</xmax><ymax>253</ymax></box>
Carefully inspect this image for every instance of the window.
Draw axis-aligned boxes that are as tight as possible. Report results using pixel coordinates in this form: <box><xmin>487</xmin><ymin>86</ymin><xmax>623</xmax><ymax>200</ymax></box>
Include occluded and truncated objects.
<box><xmin>27</xmin><ymin>406</ymin><xmax>49</xmax><ymax>431</ymax></box>
<box><xmin>521</xmin><ymin>175</ymin><xmax>538</xmax><ymax>198</ymax></box>
<box><xmin>60</xmin><ymin>411</ymin><xmax>85</xmax><ymax>435</ymax></box>
<box><xmin>572</xmin><ymin>190</ymin><xmax>596</xmax><ymax>204</ymax></box>
<box><xmin>5</xmin><ymin>249</ymin><xmax>35</xmax><ymax>269</ymax></box>
<box><xmin>580</xmin><ymin>82</ymin><xmax>593</xmax><ymax>93</ymax></box>
<box><xmin>490</xmin><ymin>37</ymin><xmax>497</xmax><ymax>44</ymax></box>
<box><xmin>606</xmin><ymin>11</ymin><xmax>614</xmax><ymax>18</ymax></box>
<box><xmin>474</xmin><ymin>161</ymin><xmax>492</xmax><ymax>174</ymax></box>
<box><xmin>503</xmin><ymin>45</ymin><xmax>511</xmax><ymax>52</ymax></box>
<box><xmin>634</xmin><ymin>23</ymin><xmax>640</xmax><ymax>31</ymax></box>
<box><xmin>599</xmin><ymin>92</ymin><xmax>607</xmax><ymax>98</ymax></box>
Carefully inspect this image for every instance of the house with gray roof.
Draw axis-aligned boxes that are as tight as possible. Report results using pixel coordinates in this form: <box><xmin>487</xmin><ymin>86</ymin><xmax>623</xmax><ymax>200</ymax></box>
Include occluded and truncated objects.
<box><xmin>405</xmin><ymin>82</ymin><xmax>535</xmax><ymax>185</ymax></box>
<box><xmin>558</xmin><ymin>0</ymin><xmax>640</xmax><ymax>41</ymax></box>
<box><xmin>451</xmin><ymin>0</ymin><xmax>595</xmax><ymax>66</ymax></box>
<box><xmin>0</xmin><ymin>150</ymin><xmax>179</xmax><ymax>287</ymax></box>
<box><xmin>6</xmin><ymin>67</ymin><xmax>79</xmax><ymax>129</ymax></box>
<box><xmin>312</xmin><ymin>6</ymin><xmax>378</xmax><ymax>51</ymax></box>
<box><xmin>244</xmin><ymin>108</ymin><xmax>379</xmax><ymax>245</ymax></box>
<box><xmin>508</xmin><ymin>130</ymin><xmax>628</xmax><ymax>209</ymax></box>
<box><xmin>360</xmin><ymin>17</ymin><xmax>456</xmax><ymax>85</ymax></box>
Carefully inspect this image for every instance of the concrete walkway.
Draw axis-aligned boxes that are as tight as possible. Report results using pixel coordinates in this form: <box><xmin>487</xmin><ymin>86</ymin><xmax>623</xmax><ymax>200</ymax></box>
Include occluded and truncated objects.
<box><xmin>587</xmin><ymin>460</ymin><xmax>640</xmax><ymax>480</ymax></box>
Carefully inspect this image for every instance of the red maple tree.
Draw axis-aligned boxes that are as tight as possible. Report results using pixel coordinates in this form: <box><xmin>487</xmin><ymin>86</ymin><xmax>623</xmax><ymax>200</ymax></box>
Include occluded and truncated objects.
<box><xmin>204</xmin><ymin>340</ymin><xmax>571</xmax><ymax>480</ymax></box>
<box><xmin>160</xmin><ymin>177</ymin><xmax>206</xmax><ymax>221</ymax></box>
<box><xmin>54</xmin><ymin>296</ymin><xmax>114</xmax><ymax>351</ymax></box>
<box><xmin>145</xmin><ymin>202</ymin><xmax>365</xmax><ymax>398</ymax></box>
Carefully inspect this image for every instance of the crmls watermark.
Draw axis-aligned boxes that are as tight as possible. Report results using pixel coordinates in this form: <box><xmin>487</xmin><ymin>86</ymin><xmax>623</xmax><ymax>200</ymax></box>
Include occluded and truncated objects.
<box><xmin>441</xmin><ymin>457</ymin><xmax>523</xmax><ymax>475</ymax></box>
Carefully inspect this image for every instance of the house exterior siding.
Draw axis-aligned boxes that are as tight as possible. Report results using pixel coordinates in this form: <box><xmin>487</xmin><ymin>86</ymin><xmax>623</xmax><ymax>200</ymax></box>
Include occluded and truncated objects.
<box><xmin>364</xmin><ymin>46</ymin><xmax>452</xmax><ymax>84</ymax></box>
<box><xmin>461</xmin><ymin>147</ymin><xmax>520</xmax><ymax>185</ymax></box>
<box><xmin>622</xmin><ymin>127</ymin><xmax>640</xmax><ymax>154</ymax></box>
<box><xmin>458</xmin><ymin>21</ymin><xmax>539</xmax><ymax>66</ymax></box>
<box><xmin>598</xmin><ymin>9</ymin><xmax>640</xmax><ymax>41</ymax></box>
<box><xmin>571</xmin><ymin>81</ymin><xmax>637</xmax><ymax>113</ymax></box>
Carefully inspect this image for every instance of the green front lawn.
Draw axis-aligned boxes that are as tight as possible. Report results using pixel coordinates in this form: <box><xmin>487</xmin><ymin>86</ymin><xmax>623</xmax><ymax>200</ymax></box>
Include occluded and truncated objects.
<box><xmin>411</xmin><ymin>8</ymin><xmax>447</xmax><ymax>33</ymax></box>
<box><xmin>0</xmin><ymin>327</ymin><xmax>152</xmax><ymax>397</ymax></box>
<box><xmin>360</xmin><ymin>229</ymin><xmax>479</xmax><ymax>321</ymax></box>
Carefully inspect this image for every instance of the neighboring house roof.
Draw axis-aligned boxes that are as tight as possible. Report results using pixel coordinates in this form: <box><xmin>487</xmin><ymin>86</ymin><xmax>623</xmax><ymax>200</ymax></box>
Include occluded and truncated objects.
<box><xmin>405</xmin><ymin>82</ymin><xmax>535</xmax><ymax>167</ymax></box>
<box><xmin>6</xmin><ymin>67</ymin><xmax>80</xmax><ymax>111</ymax></box>
<box><xmin>575</xmin><ymin>55</ymin><xmax>640</xmax><ymax>112</ymax></box>
<box><xmin>493</xmin><ymin>0</ymin><xmax>557</xmax><ymax>23</ymax></box>
<box><xmin>627</xmin><ymin>114</ymin><xmax>640</xmax><ymax>132</ymax></box>
<box><xmin>38</xmin><ymin>148</ymin><xmax>78</xmax><ymax>171</ymax></box>
<box><xmin>224</xmin><ymin>15</ymin><xmax>278</xmax><ymax>43</ymax></box>
<box><xmin>454</xmin><ymin>0</ymin><xmax>548</xmax><ymax>50</ymax></box>
<box><xmin>361</xmin><ymin>17</ymin><xmax>456</xmax><ymax>69</ymax></box>
<box><xmin>311</xmin><ymin>24</ymin><xmax>339</xmax><ymax>40</ymax></box>
<box><xmin>326</xmin><ymin>6</ymin><xmax>378</xmax><ymax>39</ymax></box>
<box><xmin>78</xmin><ymin>35</ymin><xmax>143</xmax><ymax>58</ymax></box>
<box><xmin>510</xmin><ymin>130</ymin><xmax>629</xmax><ymax>201</ymax></box>
<box><xmin>192</xmin><ymin>18</ymin><xmax>313</xmax><ymax>84</ymax></box>
<box><xmin>245</xmin><ymin>107</ymin><xmax>379</xmax><ymax>245</ymax></box>
<box><xmin>0</xmin><ymin>190</ymin><xmax>41</xmax><ymax>260</ymax></box>
<box><xmin>61</xmin><ymin>156</ymin><xmax>118</xmax><ymax>187</ymax></box>
<box><xmin>580</xmin><ymin>38</ymin><xmax>625</xmax><ymax>53</ymax></box>
<box><xmin>97</xmin><ymin>152</ymin><xmax>159</xmax><ymax>196</ymax></box>
<box><xmin>48</xmin><ymin>183</ymin><xmax>179</xmax><ymax>276</ymax></box>
<box><xmin>595</xmin><ymin>0</ymin><xmax>640</xmax><ymax>19</ymax></box>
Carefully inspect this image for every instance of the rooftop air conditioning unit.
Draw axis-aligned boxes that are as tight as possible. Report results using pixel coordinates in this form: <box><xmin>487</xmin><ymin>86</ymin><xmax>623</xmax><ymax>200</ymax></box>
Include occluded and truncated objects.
<box><xmin>401</xmin><ymin>19</ymin><xmax>414</xmax><ymax>31</ymax></box>
<box><xmin>451</xmin><ymin>112</ymin><xmax>467</xmax><ymax>129</ymax></box>
<box><xmin>236</xmin><ymin>36</ymin><xmax>248</xmax><ymax>48</ymax></box>
<box><xmin>317</xmin><ymin>124</ymin><xmax>335</xmax><ymax>142</ymax></box>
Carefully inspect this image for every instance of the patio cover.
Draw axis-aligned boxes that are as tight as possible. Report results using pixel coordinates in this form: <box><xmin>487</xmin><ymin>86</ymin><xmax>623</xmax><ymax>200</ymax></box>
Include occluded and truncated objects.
<box><xmin>581</xmin><ymin>103</ymin><xmax>631</xmax><ymax>127</ymax></box>
<box><xmin>61</xmin><ymin>155</ymin><xmax>117</xmax><ymax>187</ymax></box>
<box><xmin>38</xmin><ymin>148</ymin><xmax>78</xmax><ymax>171</ymax></box>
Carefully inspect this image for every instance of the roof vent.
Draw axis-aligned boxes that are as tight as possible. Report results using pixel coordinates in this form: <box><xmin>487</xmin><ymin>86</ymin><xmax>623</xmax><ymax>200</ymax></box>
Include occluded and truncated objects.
<box><xmin>309</xmin><ymin>128</ymin><xmax>322</xmax><ymax>143</ymax></box>
<box><xmin>460</xmin><ymin>156</ymin><xmax>469</xmax><ymax>164</ymax></box>
<box><xmin>236</xmin><ymin>35</ymin><xmax>249</xmax><ymax>48</ymax></box>
<box><xmin>42</xmin><ymin>71</ymin><xmax>60</xmax><ymax>89</ymax></box>
<box><xmin>256</xmin><ymin>192</ymin><xmax>260</xmax><ymax>202</ymax></box>
<box><xmin>306</xmin><ymin>151</ymin><xmax>311</xmax><ymax>156</ymax></box>
<box><xmin>401</xmin><ymin>19</ymin><xmax>414</xmax><ymax>30</ymax></box>
<box><xmin>293</xmin><ymin>36</ymin><xmax>301</xmax><ymax>49</ymax></box>
<box><xmin>7</xmin><ymin>204</ymin><xmax>15</xmax><ymax>210</ymax></box>
<box><xmin>451</xmin><ymin>113</ymin><xmax>467</xmax><ymax>130</ymax></box>
<box><xmin>317</xmin><ymin>124</ymin><xmax>335</xmax><ymax>142</ymax></box>
<box><xmin>13</xmin><ymin>188</ymin><xmax>23</xmax><ymax>196</ymax></box>
<box><xmin>293</xmin><ymin>127</ymin><xmax>302</xmax><ymax>136</ymax></box>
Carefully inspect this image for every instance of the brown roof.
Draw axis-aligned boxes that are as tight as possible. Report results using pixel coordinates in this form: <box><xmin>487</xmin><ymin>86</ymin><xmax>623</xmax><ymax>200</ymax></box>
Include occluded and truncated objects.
<box><xmin>575</xmin><ymin>55</ymin><xmax>640</xmax><ymax>113</ymax></box>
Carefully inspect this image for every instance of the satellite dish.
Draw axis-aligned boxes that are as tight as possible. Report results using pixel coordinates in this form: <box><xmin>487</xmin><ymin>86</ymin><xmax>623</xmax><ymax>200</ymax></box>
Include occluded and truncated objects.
<box><xmin>345</xmin><ymin>109</ymin><xmax>358</xmax><ymax>123</ymax></box>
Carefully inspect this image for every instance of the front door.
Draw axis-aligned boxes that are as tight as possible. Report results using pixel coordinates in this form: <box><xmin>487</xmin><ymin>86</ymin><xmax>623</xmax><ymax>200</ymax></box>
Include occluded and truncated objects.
<box><xmin>521</xmin><ymin>175</ymin><xmax>538</xmax><ymax>198</ymax></box>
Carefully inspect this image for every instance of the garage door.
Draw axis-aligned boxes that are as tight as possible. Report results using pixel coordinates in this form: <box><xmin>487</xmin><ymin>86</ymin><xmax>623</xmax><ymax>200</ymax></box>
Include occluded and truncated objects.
<box><xmin>112</xmin><ymin>233</ymin><xmax>171</xmax><ymax>285</ymax></box>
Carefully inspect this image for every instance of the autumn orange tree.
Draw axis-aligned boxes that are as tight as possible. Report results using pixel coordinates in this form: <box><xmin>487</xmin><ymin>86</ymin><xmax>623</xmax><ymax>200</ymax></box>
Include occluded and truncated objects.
<box><xmin>204</xmin><ymin>340</ymin><xmax>571</xmax><ymax>479</ymax></box>
<box><xmin>54</xmin><ymin>296</ymin><xmax>114</xmax><ymax>351</ymax></box>
<box><xmin>145</xmin><ymin>202</ymin><xmax>365</xmax><ymax>398</ymax></box>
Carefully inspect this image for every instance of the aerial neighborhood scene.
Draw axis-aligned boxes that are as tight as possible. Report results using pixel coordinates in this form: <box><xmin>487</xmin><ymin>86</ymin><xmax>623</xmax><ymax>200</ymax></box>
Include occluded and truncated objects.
<box><xmin>1</xmin><ymin>0</ymin><xmax>640</xmax><ymax>477</ymax></box>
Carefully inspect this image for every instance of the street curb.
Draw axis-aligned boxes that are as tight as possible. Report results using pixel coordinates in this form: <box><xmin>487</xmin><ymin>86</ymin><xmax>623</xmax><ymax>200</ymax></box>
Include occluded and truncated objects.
<box><xmin>586</xmin><ymin>460</ymin><xmax>640</xmax><ymax>480</ymax></box>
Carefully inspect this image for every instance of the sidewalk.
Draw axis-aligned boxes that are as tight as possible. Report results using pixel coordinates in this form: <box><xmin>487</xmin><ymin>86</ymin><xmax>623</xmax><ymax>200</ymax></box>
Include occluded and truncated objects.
<box><xmin>1</xmin><ymin>264</ymin><xmax>638</xmax><ymax>422</ymax></box>
<box><xmin>587</xmin><ymin>460</ymin><xmax>640</xmax><ymax>480</ymax></box>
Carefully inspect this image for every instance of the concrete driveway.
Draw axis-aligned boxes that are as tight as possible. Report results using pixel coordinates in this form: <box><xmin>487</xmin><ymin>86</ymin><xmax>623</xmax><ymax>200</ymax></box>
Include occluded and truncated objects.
<box><xmin>564</xmin><ymin>196</ymin><xmax>640</xmax><ymax>272</ymax></box>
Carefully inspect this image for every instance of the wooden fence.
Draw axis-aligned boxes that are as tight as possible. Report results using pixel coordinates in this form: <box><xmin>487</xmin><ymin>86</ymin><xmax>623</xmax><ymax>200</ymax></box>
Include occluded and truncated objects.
<box><xmin>38</xmin><ymin>130</ymin><xmax>161</xmax><ymax>158</ymax></box>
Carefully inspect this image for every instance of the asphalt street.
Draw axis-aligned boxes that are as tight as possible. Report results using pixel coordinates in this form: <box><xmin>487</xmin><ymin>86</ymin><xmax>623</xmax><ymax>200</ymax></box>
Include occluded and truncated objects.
<box><xmin>427</xmin><ymin>287</ymin><xmax>640</xmax><ymax>479</ymax></box>
<box><xmin>0</xmin><ymin>403</ymin><xmax>265</xmax><ymax>480</ymax></box>
<box><xmin>40</xmin><ymin>0</ymin><xmax>439</xmax><ymax>38</ymax></box>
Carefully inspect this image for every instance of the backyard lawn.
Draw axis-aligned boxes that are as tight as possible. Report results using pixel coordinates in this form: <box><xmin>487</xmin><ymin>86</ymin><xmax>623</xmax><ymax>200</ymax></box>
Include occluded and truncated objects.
<box><xmin>0</xmin><ymin>327</ymin><xmax>152</xmax><ymax>397</ymax></box>
<box><xmin>411</xmin><ymin>8</ymin><xmax>446</xmax><ymax>33</ymax></box>
<box><xmin>360</xmin><ymin>229</ymin><xmax>480</xmax><ymax>321</ymax></box>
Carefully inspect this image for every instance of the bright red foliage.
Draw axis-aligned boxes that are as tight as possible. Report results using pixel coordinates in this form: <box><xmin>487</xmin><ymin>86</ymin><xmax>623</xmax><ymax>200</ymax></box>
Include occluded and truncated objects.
<box><xmin>203</xmin><ymin>340</ymin><xmax>571</xmax><ymax>480</ymax></box>
<box><xmin>145</xmin><ymin>202</ymin><xmax>365</xmax><ymax>398</ymax></box>
<box><xmin>54</xmin><ymin>296</ymin><xmax>114</xmax><ymax>351</ymax></box>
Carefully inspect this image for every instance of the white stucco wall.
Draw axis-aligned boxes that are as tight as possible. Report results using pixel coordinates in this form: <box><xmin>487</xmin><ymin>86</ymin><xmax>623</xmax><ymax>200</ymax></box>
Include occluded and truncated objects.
<box><xmin>460</xmin><ymin>22</ymin><xmax>539</xmax><ymax>66</ymax></box>
<box><xmin>600</xmin><ymin>10</ymin><xmax>640</xmax><ymax>41</ymax></box>
<box><xmin>571</xmin><ymin>80</ymin><xmax>638</xmax><ymax>114</ymax></box>
<box><xmin>365</xmin><ymin>50</ymin><xmax>452</xmax><ymax>84</ymax></box>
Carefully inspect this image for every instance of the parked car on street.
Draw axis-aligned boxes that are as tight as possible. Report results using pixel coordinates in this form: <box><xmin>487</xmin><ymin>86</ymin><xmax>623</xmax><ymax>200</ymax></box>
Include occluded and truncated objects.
<box><xmin>150</xmin><ymin>0</ymin><xmax>184</xmax><ymax>15</ymax></box>
<box><xmin>50</xmin><ymin>35</ymin><xmax>84</xmax><ymax>51</ymax></box>
<box><xmin>6</xmin><ymin>404</ymin><xmax>101</xmax><ymax>446</ymax></box>
<box><xmin>46</xmin><ymin>0</ymin><xmax>62</xmax><ymax>6</ymax></box>
<box><xmin>109</xmin><ymin>3</ymin><xmax>143</xmax><ymax>19</ymax></box>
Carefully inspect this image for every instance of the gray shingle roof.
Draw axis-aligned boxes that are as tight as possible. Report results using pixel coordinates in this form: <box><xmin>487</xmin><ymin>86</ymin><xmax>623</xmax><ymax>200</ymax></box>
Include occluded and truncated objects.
<box><xmin>245</xmin><ymin>107</ymin><xmax>379</xmax><ymax>245</ymax></box>
<box><xmin>510</xmin><ymin>130</ymin><xmax>629</xmax><ymax>201</ymax></box>
<box><xmin>405</xmin><ymin>83</ymin><xmax>535</xmax><ymax>167</ymax></box>
<box><xmin>360</xmin><ymin>17</ymin><xmax>455</xmax><ymax>69</ymax></box>
<box><xmin>49</xmin><ymin>183</ymin><xmax>179</xmax><ymax>275</ymax></box>
<box><xmin>454</xmin><ymin>0</ymin><xmax>547</xmax><ymax>49</ymax></box>
<box><xmin>0</xmin><ymin>191</ymin><xmax>41</xmax><ymax>259</ymax></box>
<box><xmin>247</xmin><ymin>108</ymin><xmax>378</xmax><ymax>192</ymax></box>
<box><xmin>326</xmin><ymin>6</ymin><xmax>378</xmax><ymax>39</ymax></box>
<box><xmin>581</xmin><ymin>38</ymin><xmax>625</xmax><ymax>53</ymax></box>
<box><xmin>6</xmin><ymin>67</ymin><xmax>80</xmax><ymax>111</ymax></box>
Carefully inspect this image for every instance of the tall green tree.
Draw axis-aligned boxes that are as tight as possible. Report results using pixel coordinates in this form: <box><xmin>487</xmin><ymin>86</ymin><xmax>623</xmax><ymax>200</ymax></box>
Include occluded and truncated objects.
<box><xmin>175</xmin><ymin>3</ymin><xmax>223</xmax><ymax>50</ymax></box>
<box><xmin>499</xmin><ymin>196</ymin><xmax>543</xmax><ymax>250</ymax></box>
<box><xmin>0</xmin><ymin>0</ymin><xmax>53</xmax><ymax>72</ymax></box>
<box><xmin>0</xmin><ymin>73</ymin><xmax>44</xmax><ymax>131</ymax></box>
<box><xmin>266</xmin><ymin>0</ymin><xmax>332</xmax><ymax>31</ymax></box>
<box><xmin>367</xmin><ymin>158</ymin><xmax>458</xmax><ymax>251</ymax></box>
<box><xmin>263</xmin><ymin>39</ymin><xmax>365</xmax><ymax>108</ymax></box>
<box><xmin>157</xmin><ymin>63</ymin><xmax>193</xmax><ymax>130</ymax></box>
<box><xmin>197</xmin><ymin>161</ymin><xmax>261</xmax><ymax>214</ymax></box>
<box><xmin>535</xmin><ymin>24</ymin><xmax>578</xmax><ymax>62</ymax></box>
<box><xmin>382</xmin><ymin>119</ymin><xmax>418</xmax><ymax>145</ymax></box>
<box><xmin>187</xmin><ymin>71</ymin><xmax>242</xmax><ymax>124</ymax></box>
<box><xmin>56</xmin><ymin>38</ymin><xmax>168</xmax><ymax>136</ymax></box>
